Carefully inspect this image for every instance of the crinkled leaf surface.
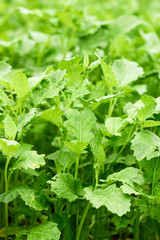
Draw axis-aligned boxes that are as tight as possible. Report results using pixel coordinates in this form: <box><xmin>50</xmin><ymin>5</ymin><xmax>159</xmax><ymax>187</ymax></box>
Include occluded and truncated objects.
<box><xmin>138</xmin><ymin>95</ymin><xmax>156</xmax><ymax>121</ymax></box>
<box><xmin>65</xmin><ymin>108</ymin><xmax>96</xmax><ymax>142</ymax></box>
<box><xmin>131</xmin><ymin>130</ymin><xmax>160</xmax><ymax>161</ymax></box>
<box><xmin>105</xmin><ymin>117</ymin><xmax>123</xmax><ymax>136</ymax></box>
<box><xmin>59</xmin><ymin>56</ymin><xmax>83</xmax><ymax>84</ymax></box>
<box><xmin>112</xmin><ymin>58</ymin><xmax>143</xmax><ymax>87</ymax></box>
<box><xmin>107</xmin><ymin>167</ymin><xmax>144</xmax><ymax>186</ymax></box>
<box><xmin>3</xmin><ymin>115</ymin><xmax>17</xmax><ymax>140</ymax></box>
<box><xmin>84</xmin><ymin>184</ymin><xmax>131</xmax><ymax>216</ymax></box>
<box><xmin>27</xmin><ymin>222</ymin><xmax>60</xmax><ymax>240</ymax></box>
<box><xmin>17</xmin><ymin>108</ymin><xmax>37</xmax><ymax>134</ymax></box>
<box><xmin>0</xmin><ymin>89</ymin><xmax>13</xmax><ymax>106</ymax></box>
<box><xmin>48</xmin><ymin>173</ymin><xmax>83</xmax><ymax>202</ymax></box>
<box><xmin>18</xmin><ymin>187</ymin><xmax>47</xmax><ymax>211</ymax></box>
<box><xmin>0</xmin><ymin>187</ymin><xmax>47</xmax><ymax>210</ymax></box>
<box><xmin>0</xmin><ymin>138</ymin><xmax>19</xmax><ymax>159</ymax></box>
<box><xmin>13</xmin><ymin>143</ymin><xmax>45</xmax><ymax>170</ymax></box>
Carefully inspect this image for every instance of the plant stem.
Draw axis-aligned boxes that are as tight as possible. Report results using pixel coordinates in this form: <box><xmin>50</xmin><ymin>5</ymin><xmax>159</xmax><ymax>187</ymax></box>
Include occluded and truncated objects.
<box><xmin>4</xmin><ymin>156</ymin><xmax>10</xmax><ymax>240</ymax></box>
<box><xmin>108</xmin><ymin>99</ymin><xmax>113</xmax><ymax>117</ymax></box>
<box><xmin>108</xmin><ymin>97</ymin><xmax>118</xmax><ymax>117</ymax></box>
<box><xmin>75</xmin><ymin>154</ymin><xmax>80</xmax><ymax>179</ymax></box>
<box><xmin>76</xmin><ymin>202</ymin><xmax>90</xmax><ymax>240</ymax></box>
<box><xmin>134</xmin><ymin>213</ymin><xmax>140</xmax><ymax>240</ymax></box>
<box><xmin>95</xmin><ymin>167</ymin><xmax>99</xmax><ymax>189</ymax></box>
<box><xmin>113</xmin><ymin>126</ymin><xmax>135</xmax><ymax>163</ymax></box>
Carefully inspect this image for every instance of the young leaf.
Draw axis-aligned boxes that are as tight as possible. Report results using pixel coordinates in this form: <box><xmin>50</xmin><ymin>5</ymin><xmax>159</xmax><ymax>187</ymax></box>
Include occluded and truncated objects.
<box><xmin>12</xmin><ymin>143</ymin><xmax>45</xmax><ymax>170</ymax></box>
<box><xmin>138</xmin><ymin>95</ymin><xmax>156</xmax><ymax>121</ymax></box>
<box><xmin>100</xmin><ymin>59</ymin><xmax>117</xmax><ymax>90</ymax></box>
<box><xmin>0</xmin><ymin>89</ymin><xmax>14</xmax><ymax>106</ymax></box>
<box><xmin>39</xmin><ymin>107</ymin><xmax>62</xmax><ymax>126</ymax></box>
<box><xmin>17</xmin><ymin>108</ymin><xmax>37</xmax><ymax>135</ymax></box>
<box><xmin>105</xmin><ymin>117</ymin><xmax>123</xmax><ymax>136</ymax></box>
<box><xmin>0</xmin><ymin>139</ymin><xmax>19</xmax><ymax>159</ymax></box>
<box><xmin>59</xmin><ymin>56</ymin><xmax>83</xmax><ymax>84</ymax></box>
<box><xmin>141</xmin><ymin>120</ymin><xmax>160</xmax><ymax>128</ymax></box>
<box><xmin>112</xmin><ymin>58</ymin><xmax>143</xmax><ymax>87</ymax></box>
<box><xmin>131</xmin><ymin>130</ymin><xmax>160</xmax><ymax>161</ymax></box>
<box><xmin>12</xmin><ymin>72</ymin><xmax>29</xmax><ymax>98</ymax></box>
<box><xmin>84</xmin><ymin>184</ymin><xmax>131</xmax><ymax>216</ymax></box>
<box><xmin>64</xmin><ymin>141</ymin><xmax>88</xmax><ymax>155</ymax></box>
<box><xmin>0</xmin><ymin>61</ymin><xmax>11</xmax><ymax>76</ymax></box>
<box><xmin>3</xmin><ymin>115</ymin><xmax>17</xmax><ymax>140</ymax></box>
<box><xmin>48</xmin><ymin>173</ymin><xmax>83</xmax><ymax>202</ymax></box>
<box><xmin>65</xmin><ymin>108</ymin><xmax>96</xmax><ymax>142</ymax></box>
<box><xmin>47</xmin><ymin>147</ymin><xmax>76</xmax><ymax>171</ymax></box>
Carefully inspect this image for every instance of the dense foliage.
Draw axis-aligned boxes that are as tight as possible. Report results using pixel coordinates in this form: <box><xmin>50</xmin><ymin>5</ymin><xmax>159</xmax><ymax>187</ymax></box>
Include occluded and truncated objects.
<box><xmin>1</xmin><ymin>0</ymin><xmax>160</xmax><ymax>239</ymax></box>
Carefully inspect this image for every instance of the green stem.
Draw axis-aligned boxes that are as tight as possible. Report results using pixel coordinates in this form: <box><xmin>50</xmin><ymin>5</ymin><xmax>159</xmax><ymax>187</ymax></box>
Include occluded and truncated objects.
<box><xmin>75</xmin><ymin>154</ymin><xmax>80</xmax><ymax>179</ymax></box>
<box><xmin>113</xmin><ymin>127</ymin><xmax>135</xmax><ymax>163</ymax></box>
<box><xmin>108</xmin><ymin>99</ymin><xmax>113</xmax><ymax>117</ymax></box>
<box><xmin>76</xmin><ymin>202</ymin><xmax>90</xmax><ymax>240</ymax></box>
<box><xmin>134</xmin><ymin>213</ymin><xmax>140</xmax><ymax>240</ymax></box>
<box><xmin>4</xmin><ymin>156</ymin><xmax>10</xmax><ymax>240</ymax></box>
<box><xmin>95</xmin><ymin>167</ymin><xmax>99</xmax><ymax>189</ymax></box>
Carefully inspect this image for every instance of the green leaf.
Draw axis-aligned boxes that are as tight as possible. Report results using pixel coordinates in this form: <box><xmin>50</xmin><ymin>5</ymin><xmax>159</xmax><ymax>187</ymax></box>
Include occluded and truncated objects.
<box><xmin>124</xmin><ymin>100</ymin><xmax>144</xmax><ymax>123</ymax></box>
<box><xmin>0</xmin><ymin>187</ymin><xmax>47</xmax><ymax>210</ymax></box>
<box><xmin>105</xmin><ymin>117</ymin><xmax>123</xmax><ymax>136</ymax></box>
<box><xmin>100</xmin><ymin>59</ymin><xmax>117</xmax><ymax>90</ymax></box>
<box><xmin>48</xmin><ymin>173</ymin><xmax>83</xmax><ymax>202</ymax></box>
<box><xmin>141</xmin><ymin>120</ymin><xmax>160</xmax><ymax>128</ymax></box>
<box><xmin>84</xmin><ymin>184</ymin><xmax>131</xmax><ymax>216</ymax></box>
<box><xmin>0</xmin><ymin>188</ymin><xmax>19</xmax><ymax>203</ymax></box>
<box><xmin>112</xmin><ymin>214</ymin><xmax>134</xmax><ymax>231</ymax></box>
<box><xmin>83</xmin><ymin>50</ymin><xmax>89</xmax><ymax>70</ymax></box>
<box><xmin>64</xmin><ymin>141</ymin><xmax>88</xmax><ymax>155</ymax></box>
<box><xmin>59</xmin><ymin>56</ymin><xmax>83</xmax><ymax>85</ymax></box>
<box><xmin>65</xmin><ymin>108</ymin><xmax>96</xmax><ymax>142</ymax></box>
<box><xmin>0</xmin><ymin>61</ymin><xmax>11</xmax><ymax>76</ymax></box>
<box><xmin>110</xmin><ymin>15</ymin><xmax>144</xmax><ymax>34</ymax></box>
<box><xmin>12</xmin><ymin>72</ymin><xmax>29</xmax><ymax>98</ymax></box>
<box><xmin>27</xmin><ymin>222</ymin><xmax>60</xmax><ymax>240</ymax></box>
<box><xmin>3</xmin><ymin>115</ymin><xmax>17</xmax><ymax>140</ymax></box>
<box><xmin>112</xmin><ymin>58</ymin><xmax>143</xmax><ymax>87</ymax></box>
<box><xmin>0</xmin><ymin>139</ymin><xmax>19</xmax><ymax>159</ymax></box>
<box><xmin>0</xmin><ymin>89</ymin><xmax>14</xmax><ymax>107</ymax></box>
<box><xmin>17</xmin><ymin>108</ymin><xmax>37</xmax><ymax>135</ymax></box>
<box><xmin>141</xmin><ymin>32</ymin><xmax>160</xmax><ymax>54</ymax></box>
<box><xmin>13</xmin><ymin>143</ymin><xmax>45</xmax><ymax>170</ymax></box>
<box><xmin>69</xmin><ymin>80</ymin><xmax>90</xmax><ymax>102</ymax></box>
<box><xmin>131</xmin><ymin>130</ymin><xmax>160</xmax><ymax>161</ymax></box>
<box><xmin>39</xmin><ymin>107</ymin><xmax>62</xmax><ymax>126</ymax></box>
<box><xmin>138</xmin><ymin>95</ymin><xmax>156</xmax><ymax>121</ymax></box>
<box><xmin>17</xmin><ymin>187</ymin><xmax>47</xmax><ymax>211</ymax></box>
<box><xmin>47</xmin><ymin>147</ymin><xmax>76</xmax><ymax>171</ymax></box>
<box><xmin>107</xmin><ymin>167</ymin><xmax>144</xmax><ymax>186</ymax></box>
<box><xmin>140</xmin><ymin>159</ymin><xmax>160</xmax><ymax>195</ymax></box>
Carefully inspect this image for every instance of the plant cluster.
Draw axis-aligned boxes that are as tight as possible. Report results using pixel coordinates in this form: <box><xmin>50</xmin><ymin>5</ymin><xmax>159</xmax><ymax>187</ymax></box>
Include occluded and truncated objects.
<box><xmin>1</xmin><ymin>0</ymin><xmax>160</xmax><ymax>239</ymax></box>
